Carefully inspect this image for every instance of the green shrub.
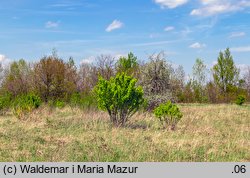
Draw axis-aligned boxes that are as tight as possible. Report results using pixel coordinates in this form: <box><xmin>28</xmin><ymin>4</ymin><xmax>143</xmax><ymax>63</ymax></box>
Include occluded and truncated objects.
<box><xmin>55</xmin><ymin>100</ymin><xmax>65</xmax><ymax>108</ymax></box>
<box><xmin>70</xmin><ymin>92</ymin><xmax>97</xmax><ymax>110</ymax></box>
<box><xmin>79</xmin><ymin>94</ymin><xmax>96</xmax><ymax>109</ymax></box>
<box><xmin>48</xmin><ymin>100</ymin><xmax>65</xmax><ymax>109</ymax></box>
<box><xmin>0</xmin><ymin>93</ymin><xmax>12</xmax><ymax>114</ymax></box>
<box><xmin>95</xmin><ymin>73</ymin><xmax>144</xmax><ymax>127</ymax></box>
<box><xmin>12</xmin><ymin>93</ymin><xmax>42</xmax><ymax>119</ymax></box>
<box><xmin>70</xmin><ymin>92</ymin><xmax>81</xmax><ymax>108</ymax></box>
<box><xmin>153</xmin><ymin>101</ymin><xmax>183</xmax><ymax>130</ymax></box>
<box><xmin>235</xmin><ymin>95</ymin><xmax>246</xmax><ymax>106</ymax></box>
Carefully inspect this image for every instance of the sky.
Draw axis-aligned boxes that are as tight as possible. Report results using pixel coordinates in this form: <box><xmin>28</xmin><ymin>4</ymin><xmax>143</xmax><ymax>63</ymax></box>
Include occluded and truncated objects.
<box><xmin>0</xmin><ymin>0</ymin><xmax>250</xmax><ymax>75</ymax></box>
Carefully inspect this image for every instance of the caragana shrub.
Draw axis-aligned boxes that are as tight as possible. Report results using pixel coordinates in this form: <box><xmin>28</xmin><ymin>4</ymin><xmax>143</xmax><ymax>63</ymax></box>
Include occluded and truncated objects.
<box><xmin>153</xmin><ymin>101</ymin><xmax>183</xmax><ymax>130</ymax></box>
<box><xmin>12</xmin><ymin>93</ymin><xmax>42</xmax><ymax>119</ymax></box>
<box><xmin>95</xmin><ymin>73</ymin><xmax>144</xmax><ymax>127</ymax></box>
<box><xmin>235</xmin><ymin>95</ymin><xmax>246</xmax><ymax>106</ymax></box>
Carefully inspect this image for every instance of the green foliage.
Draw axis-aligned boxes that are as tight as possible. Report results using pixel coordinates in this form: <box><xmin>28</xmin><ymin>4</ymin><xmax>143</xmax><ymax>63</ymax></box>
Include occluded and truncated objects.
<box><xmin>0</xmin><ymin>93</ymin><xmax>12</xmax><ymax>114</ymax></box>
<box><xmin>69</xmin><ymin>92</ymin><xmax>97</xmax><ymax>110</ymax></box>
<box><xmin>69</xmin><ymin>92</ymin><xmax>82</xmax><ymax>108</ymax></box>
<box><xmin>213</xmin><ymin>48</ymin><xmax>239</xmax><ymax>94</ymax></box>
<box><xmin>153</xmin><ymin>101</ymin><xmax>183</xmax><ymax>130</ymax></box>
<box><xmin>192</xmin><ymin>58</ymin><xmax>207</xmax><ymax>87</ymax></box>
<box><xmin>48</xmin><ymin>100</ymin><xmax>65</xmax><ymax>109</ymax></box>
<box><xmin>12</xmin><ymin>93</ymin><xmax>42</xmax><ymax>119</ymax></box>
<box><xmin>0</xmin><ymin>51</ymin><xmax>247</xmax><ymax>111</ymax></box>
<box><xmin>55</xmin><ymin>100</ymin><xmax>65</xmax><ymax>108</ymax></box>
<box><xmin>191</xmin><ymin>58</ymin><xmax>208</xmax><ymax>103</ymax></box>
<box><xmin>116</xmin><ymin>52</ymin><xmax>139</xmax><ymax>76</ymax></box>
<box><xmin>235</xmin><ymin>95</ymin><xmax>246</xmax><ymax>106</ymax></box>
<box><xmin>189</xmin><ymin>80</ymin><xmax>208</xmax><ymax>103</ymax></box>
<box><xmin>95</xmin><ymin>73</ymin><xmax>144</xmax><ymax>127</ymax></box>
<box><xmin>80</xmin><ymin>94</ymin><xmax>97</xmax><ymax>109</ymax></box>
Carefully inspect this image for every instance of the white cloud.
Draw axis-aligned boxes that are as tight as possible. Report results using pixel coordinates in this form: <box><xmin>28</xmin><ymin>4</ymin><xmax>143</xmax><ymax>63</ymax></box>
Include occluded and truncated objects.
<box><xmin>191</xmin><ymin>0</ymin><xmax>250</xmax><ymax>16</ymax></box>
<box><xmin>154</xmin><ymin>0</ymin><xmax>188</xmax><ymax>9</ymax></box>
<box><xmin>231</xmin><ymin>46</ymin><xmax>250</xmax><ymax>52</ymax></box>
<box><xmin>45</xmin><ymin>21</ymin><xmax>60</xmax><ymax>28</ymax></box>
<box><xmin>200</xmin><ymin>0</ymin><xmax>218</xmax><ymax>5</ymax></box>
<box><xmin>229</xmin><ymin>32</ymin><xmax>246</xmax><ymax>38</ymax></box>
<box><xmin>81</xmin><ymin>53</ymin><xmax>125</xmax><ymax>64</ymax></box>
<box><xmin>164</xmin><ymin>26</ymin><xmax>175</xmax><ymax>31</ymax></box>
<box><xmin>131</xmin><ymin>40</ymin><xmax>179</xmax><ymax>47</ymax></box>
<box><xmin>189</xmin><ymin>42</ymin><xmax>206</xmax><ymax>49</ymax></box>
<box><xmin>0</xmin><ymin>54</ymin><xmax>6</xmax><ymax>62</ymax></box>
<box><xmin>80</xmin><ymin>56</ymin><xmax>95</xmax><ymax>64</ymax></box>
<box><xmin>239</xmin><ymin>1</ymin><xmax>250</xmax><ymax>7</ymax></box>
<box><xmin>190</xmin><ymin>3</ymin><xmax>238</xmax><ymax>16</ymax></box>
<box><xmin>114</xmin><ymin>54</ymin><xmax>126</xmax><ymax>60</ymax></box>
<box><xmin>105</xmin><ymin>20</ymin><xmax>123</xmax><ymax>32</ymax></box>
<box><xmin>0</xmin><ymin>54</ymin><xmax>11</xmax><ymax>67</ymax></box>
<box><xmin>237</xmin><ymin>64</ymin><xmax>249</xmax><ymax>75</ymax></box>
<box><xmin>212</xmin><ymin>60</ymin><xmax>218</xmax><ymax>66</ymax></box>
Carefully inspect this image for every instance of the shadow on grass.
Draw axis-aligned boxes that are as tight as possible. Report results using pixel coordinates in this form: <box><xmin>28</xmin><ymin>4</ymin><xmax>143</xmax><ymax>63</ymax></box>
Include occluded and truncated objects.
<box><xmin>125</xmin><ymin>123</ymin><xmax>148</xmax><ymax>130</ymax></box>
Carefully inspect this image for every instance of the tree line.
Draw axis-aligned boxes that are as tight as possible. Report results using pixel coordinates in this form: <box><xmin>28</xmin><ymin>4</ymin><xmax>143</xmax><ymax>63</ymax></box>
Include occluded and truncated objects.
<box><xmin>0</xmin><ymin>48</ymin><xmax>249</xmax><ymax>111</ymax></box>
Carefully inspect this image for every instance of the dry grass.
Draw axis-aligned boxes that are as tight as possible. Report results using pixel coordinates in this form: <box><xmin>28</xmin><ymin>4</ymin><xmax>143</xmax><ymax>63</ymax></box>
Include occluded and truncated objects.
<box><xmin>0</xmin><ymin>104</ymin><xmax>249</xmax><ymax>162</ymax></box>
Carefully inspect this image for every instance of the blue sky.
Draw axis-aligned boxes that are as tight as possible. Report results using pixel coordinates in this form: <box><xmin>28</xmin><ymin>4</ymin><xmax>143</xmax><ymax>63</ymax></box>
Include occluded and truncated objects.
<box><xmin>0</xmin><ymin>0</ymin><xmax>250</xmax><ymax>74</ymax></box>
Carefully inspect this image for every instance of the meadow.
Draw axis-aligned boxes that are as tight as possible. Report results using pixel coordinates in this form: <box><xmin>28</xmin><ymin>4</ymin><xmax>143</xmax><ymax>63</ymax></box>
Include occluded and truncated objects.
<box><xmin>0</xmin><ymin>104</ymin><xmax>249</xmax><ymax>162</ymax></box>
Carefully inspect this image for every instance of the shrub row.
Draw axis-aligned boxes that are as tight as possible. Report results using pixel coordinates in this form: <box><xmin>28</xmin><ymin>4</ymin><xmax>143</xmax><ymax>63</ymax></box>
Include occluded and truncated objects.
<box><xmin>0</xmin><ymin>72</ymin><xmax>247</xmax><ymax>130</ymax></box>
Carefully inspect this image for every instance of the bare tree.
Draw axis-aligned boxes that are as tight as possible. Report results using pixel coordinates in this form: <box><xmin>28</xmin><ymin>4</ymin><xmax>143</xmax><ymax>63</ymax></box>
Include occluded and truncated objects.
<box><xmin>0</xmin><ymin>63</ymin><xmax>3</xmax><ymax>87</ymax></box>
<box><xmin>95</xmin><ymin>54</ymin><xmax>115</xmax><ymax>80</ymax></box>
<box><xmin>64</xmin><ymin>57</ymin><xmax>78</xmax><ymax>100</ymax></box>
<box><xmin>170</xmin><ymin>65</ymin><xmax>185</xmax><ymax>101</ymax></box>
<box><xmin>244</xmin><ymin>66</ymin><xmax>250</xmax><ymax>96</ymax></box>
<box><xmin>78</xmin><ymin>63</ymin><xmax>98</xmax><ymax>93</ymax></box>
